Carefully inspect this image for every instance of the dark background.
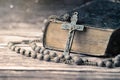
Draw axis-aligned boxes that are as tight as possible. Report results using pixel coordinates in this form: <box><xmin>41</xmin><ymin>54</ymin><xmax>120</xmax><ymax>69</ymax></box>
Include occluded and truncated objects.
<box><xmin>0</xmin><ymin>0</ymin><xmax>92</xmax><ymax>29</ymax></box>
<box><xmin>0</xmin><ymin>0</ymin><xmax>118</xmax><ymax>29</ymax></box>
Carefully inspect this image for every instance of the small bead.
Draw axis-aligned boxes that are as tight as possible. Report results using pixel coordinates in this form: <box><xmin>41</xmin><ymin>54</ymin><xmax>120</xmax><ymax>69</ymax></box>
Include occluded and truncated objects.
<box><xmin>58</xmin><ymin>54</ymin><xmax>64</xmax><ymax>59</ymax></box>
<box><xmin>15</xmin><ymin>47</ymin><xmax>21</xmax><ymax>53</ymax></box>
<box><xmin>31</xmin><ymin>52</ymin><xmax>37</xmax><ymax>59</ymax></box>
<box><xmin>40</xmin><ymin>48</ymin><xmax>45</xmax><ymax>54</ymax></box>
<box><xmin>8</xmin><ymin>42</ymin><xmax>14</xmax><ymax>48</ymax></box>
<box><xmin>25</xmin><ymin>50</ymin><xmax>31</xmax><ymax>57</ymax></box>
<box><xmin>35</xmin><ymin>46</ymin><xmax>41</xmax><ymax>53</ymax></box>
<box><xmin>105</xmin><ymin>61</ymin><xmax>113</xmax><ymax>68</ymax></box>
<box><xmin>114</xmin><ymin>60</ymin><xmax>120</xmax><ymax>67</ymax></box>
<box><xmin>50</xmin><ymin>52</ymin><xmax>57</xmax><ymax>57</ymax></box>
<box><xmin>73</xmin><ymin>56</ymin><xmax>83</xmax><ymax>65</ymax></box>
<box><xmin>37</xmin><ymin>54</ymin><xmax>44</xmax><ymax>60</ymax></box>
<box><xmin>43</xmin><ymin>50</ymin><xmax>50</xmax><ymax>55</ymax></box>
<box><xmin>115</xmin><ymin>55</ymin><xmax>120</xmax><ymax>61</ymax></box>
<box><xmin>30</xmin><ymin>43</ymin><xmax>37</xmax><ymax>50</ymax></box>
<box><xmin>62</xmin><ymin>13</ymin><xmax>69</xmax><ymax>21</ymax></box>
<box><xmin>97</xmin><ymin>60</ymin><xmax>106</xmax><ymax>67</ymax></box>
<box><xmin>20</xmin><ymin>49</ymin><xmax>26</xmax><ymax>55</ymax></box>
<box><xmin>65</xmin><ymin>55</ymin><xmax>72</xmax><ymax>60</ymax></box>
<box><xmin>44</xmin><ymin>55</ymin><xmax>50</xmax><ymax>61</ymax></box>
<box><xmin>54</xmin><ymin>57</ymin><xmax>60</xmax><ymax>63</ymax></box>
<box><xmin>10</xmin><ymin>46</ymin><xmax>16</xmax><ymax>51</ymax></box>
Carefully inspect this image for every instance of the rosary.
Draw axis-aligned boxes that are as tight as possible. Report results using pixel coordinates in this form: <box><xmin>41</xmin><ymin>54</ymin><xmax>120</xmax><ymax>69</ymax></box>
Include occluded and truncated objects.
<box><xmin>7</xmin><ymin>37</ymin><xmax>120</xmax><ymax>69</ymax></box>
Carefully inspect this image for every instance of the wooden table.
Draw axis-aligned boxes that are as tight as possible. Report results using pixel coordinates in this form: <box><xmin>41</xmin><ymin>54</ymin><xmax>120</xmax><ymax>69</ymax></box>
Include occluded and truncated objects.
<box><xmin>0</xmin><ymin>28</ymin><xmax>120</xmax><ymax>80</ymax></box>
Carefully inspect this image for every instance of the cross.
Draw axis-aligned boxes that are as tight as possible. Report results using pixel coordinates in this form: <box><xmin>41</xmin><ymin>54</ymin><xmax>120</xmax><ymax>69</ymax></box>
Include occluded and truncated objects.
<box><xmin>61</xmin><ymin>12</ymin><xmax>84</xmax><ymax>56</ymax></box>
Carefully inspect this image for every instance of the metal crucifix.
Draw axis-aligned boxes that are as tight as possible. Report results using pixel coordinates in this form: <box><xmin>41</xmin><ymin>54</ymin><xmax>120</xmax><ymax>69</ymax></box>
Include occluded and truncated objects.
<box><xmin>61</xmin><ymin>12</ymin><xmax>84</xmax><ymax>56</ymax></box>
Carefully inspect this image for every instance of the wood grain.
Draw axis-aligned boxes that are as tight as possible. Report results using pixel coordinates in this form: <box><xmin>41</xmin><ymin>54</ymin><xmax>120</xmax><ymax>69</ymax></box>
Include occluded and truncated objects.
<box><xmin>0</xmin><ymin>29</ymin><xmax>119</xmax><ymax>80</ymax></box>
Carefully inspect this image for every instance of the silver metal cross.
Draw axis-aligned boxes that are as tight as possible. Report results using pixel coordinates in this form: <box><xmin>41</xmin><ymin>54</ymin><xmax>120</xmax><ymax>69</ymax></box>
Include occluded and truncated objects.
<box><xmin>61</xmin><ymin>12</ymin><xmax>84</xmax><ymax>56</ymax></box>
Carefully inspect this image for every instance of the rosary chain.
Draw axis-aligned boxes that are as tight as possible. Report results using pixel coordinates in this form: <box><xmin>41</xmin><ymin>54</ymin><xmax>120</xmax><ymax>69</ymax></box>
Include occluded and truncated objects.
<box><xmin>7</xmin><ymin>40</ymin><xmax>120</xmax><ymax>68</ymax></box>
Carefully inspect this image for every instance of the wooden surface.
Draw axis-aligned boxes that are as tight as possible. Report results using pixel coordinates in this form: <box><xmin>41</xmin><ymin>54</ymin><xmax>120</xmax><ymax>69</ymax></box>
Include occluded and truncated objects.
<box><xmin>0</xmin><ymin>28</ymin><xmax>120</xmax><ymax>80</ymax></box>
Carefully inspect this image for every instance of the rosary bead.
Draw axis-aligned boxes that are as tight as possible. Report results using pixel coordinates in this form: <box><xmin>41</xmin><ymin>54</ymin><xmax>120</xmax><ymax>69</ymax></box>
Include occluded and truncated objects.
<box><xmin>115</xmin><ymin>55</ymin><xmax>120</xmax><ymax>61</ymax></box>
<box><xmin>20</xmin><ymin>49</ymin><xmax>26</xmax><ymax>55</ymax></box>
<box><xmin>15</xmin><ymin>47</ymin><xmax>21</xmax><ymax>53</ymax></box>
<box><xmin>40</xmin><ymin>48</ymin><xmax>45</xmax><ymax>54</ymax></box>
<box><xmin>114</xmin><ymin>60</ymin><xmax>120</xmax><ymax>67</ymax></box>
<box><xmin>25</xmin><ymin>50</ymin><xmax>31</xmax><ymax>57</ymax></box>
<box><xmin>50</xmin><ymin>52</ymin><xmax>57</xmax><ymax>57</ymax></box>
<box><xmin>44</xmin><ymin>55</ymin><xmax>50</xmax><ymax>61</ymax></box>
<box><xmin>11</xmin><ymin>46</ymin><xmax>16</xmax><ymax>51</ymax></box>
<box><xmin>31</xmin><ymin>52</ymin><xmax>37</xmax><ymax>59</ymax></box>
<box><xmin>37</xmin><ymin>54</ymin><xmax>44</xmax><ymax>60</ymax></box>
<box><xmin>35</xmin><ymin>46</ymin><xmax>41</xmax><ymax>53</ymax></box>
<box><xmin>62</xmin><ymin>13</ymin><xmax>70</xmax><ymax>21</ymax></box>
<box><xmin>54</xmin><ymin>57</ymin><xmax>60</xmax><ymax>63</ymax></box>
<box><xmin>43</xmin><ymin>50</ymin><xmax>50</xmax><ymax>55</ymax></box>
<box><xmin>65</xmin><ymin>55</ymin><xmax>72</xmax><ymax>60</ymax></box>
<box><xmin>105</xmin><ymin>61</ymin><xmax>113</xmax><ymax>68</ymax></box>
<box><xmin>58</xmin><ymin>54</ymin><xmax>64</xmax><ymax>59</ymax></box>
<box><xmin>97</xmin><ymin>60</ymin><xmax>106</xmax><ymax>67</ymax></box>
<box><xmin>8</xmin><ymin>42</ymin><xmax>14</xmax><ymax>48</ymax></box>
<box><xmin>30</xmin><ymin>43</ymin><xmax>37</xmax><ymax>50</ymax></box>
<box><xmin>73</xmin><ymin>56</ymin><xmax>83</xmax><ymax>65</ymax></box>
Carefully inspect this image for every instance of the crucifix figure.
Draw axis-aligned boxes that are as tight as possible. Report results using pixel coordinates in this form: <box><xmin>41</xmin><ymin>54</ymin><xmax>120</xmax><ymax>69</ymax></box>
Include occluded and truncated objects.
<box><xmin>61</xmin><ymin>12</ymin><xmax>84</xmax><ymax>56</ymax></box>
